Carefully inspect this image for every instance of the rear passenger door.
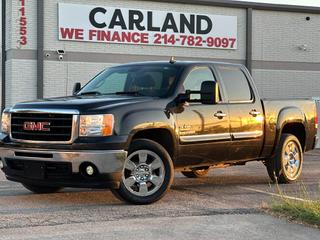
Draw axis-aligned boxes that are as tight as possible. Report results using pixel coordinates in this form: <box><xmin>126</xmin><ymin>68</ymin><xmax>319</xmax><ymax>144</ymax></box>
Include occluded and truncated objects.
<box><xmin>215</xmin><ymin>65</ymin><xmax>264</xmax><ymax>161</ymax></box>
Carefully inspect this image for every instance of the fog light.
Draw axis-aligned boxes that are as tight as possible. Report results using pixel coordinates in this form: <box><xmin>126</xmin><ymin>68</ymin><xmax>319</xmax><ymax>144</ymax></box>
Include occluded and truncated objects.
<box><xmin>0</xmin><ymin>160</ymin><xmax>3</xmax><ymax>169</ymax></box>
<box><xmin>86</xmin><ymin>165</ymin><xmax>94</xmax><ymax>176</ymax></box>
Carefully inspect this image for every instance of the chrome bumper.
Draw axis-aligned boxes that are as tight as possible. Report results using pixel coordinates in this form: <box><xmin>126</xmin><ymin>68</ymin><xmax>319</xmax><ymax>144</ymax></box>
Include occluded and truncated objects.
<box><xmin>0</xmin><ymin>147</ymin><xmax>127</xmax><ymax>174</ymax></box>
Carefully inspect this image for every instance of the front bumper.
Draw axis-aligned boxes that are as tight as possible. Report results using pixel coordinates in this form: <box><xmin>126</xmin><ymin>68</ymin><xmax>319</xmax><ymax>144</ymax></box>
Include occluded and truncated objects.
<box><xmin>0</xmin><ymin>147</ymin><xmax>127</xmax><ymax>189</ymax></box>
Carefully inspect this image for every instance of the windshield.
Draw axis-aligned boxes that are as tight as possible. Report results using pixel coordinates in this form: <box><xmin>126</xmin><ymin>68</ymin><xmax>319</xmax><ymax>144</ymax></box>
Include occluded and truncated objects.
<box><xmin>78</xmin><ymin>65</ymin><xmax>181</xmax><ymax>97</ymax></box>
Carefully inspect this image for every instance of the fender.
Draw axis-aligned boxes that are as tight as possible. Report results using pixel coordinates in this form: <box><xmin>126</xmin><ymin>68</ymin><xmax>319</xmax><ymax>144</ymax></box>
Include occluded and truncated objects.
<box><xmin>119</xmin><ymin>108</ymin><xmax>178</xmax><ymax>153</ymax></box>
<box><xmin>272</xmin><ymin>106</ymin><xmax>306</xmax><ymax>155</ymax></box>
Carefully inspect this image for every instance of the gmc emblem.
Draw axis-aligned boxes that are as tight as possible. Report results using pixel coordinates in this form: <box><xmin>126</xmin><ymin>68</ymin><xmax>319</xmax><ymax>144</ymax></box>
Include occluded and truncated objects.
<box><xmin>23</xmin><ymin>122</ymin><xmax>51</xmax><ymax>132</ymax></box>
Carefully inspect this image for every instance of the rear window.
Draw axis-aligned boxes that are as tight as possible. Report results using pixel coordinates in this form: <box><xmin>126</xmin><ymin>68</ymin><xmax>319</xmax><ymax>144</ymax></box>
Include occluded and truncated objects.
<box><xmin>217</xmin><ymin>66</ymin><xmax>252</xmax><ymax>102</ymax></box>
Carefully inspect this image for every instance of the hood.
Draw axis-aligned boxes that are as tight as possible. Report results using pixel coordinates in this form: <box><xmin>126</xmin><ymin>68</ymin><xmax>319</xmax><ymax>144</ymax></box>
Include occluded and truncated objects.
<box><xmin>11</xmin><ymin>95</ymin><xmax>155</xmax><ymax>114</ymax></box>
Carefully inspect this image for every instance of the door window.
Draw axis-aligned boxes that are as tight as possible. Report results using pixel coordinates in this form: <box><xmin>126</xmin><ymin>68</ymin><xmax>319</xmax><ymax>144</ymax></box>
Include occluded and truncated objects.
<box><xmin>183</xmin><ymin>67</ymin><xmax>216</xmax><ymax>100</ymax></box>
<box><xmin>217</xmin><ymin>66</ymin><xmax>252</xmax><ymax>102</ymax></box>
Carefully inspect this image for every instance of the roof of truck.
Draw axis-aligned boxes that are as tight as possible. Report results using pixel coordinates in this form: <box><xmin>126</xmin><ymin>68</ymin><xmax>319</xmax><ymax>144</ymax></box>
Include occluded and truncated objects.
<box><xmin>112</xmin><ymin>61</ymin><xmax>243</xmax><ymax>68</ymax></box>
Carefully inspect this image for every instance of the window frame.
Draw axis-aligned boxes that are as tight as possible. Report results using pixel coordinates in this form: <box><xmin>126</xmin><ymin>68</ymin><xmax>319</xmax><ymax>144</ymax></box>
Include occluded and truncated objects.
<box><xmin>180</xmin><ymin>64</ymin><xmax>226</xmax><ymax>105</ymax></box>
<box><xmin>213</xmin><ymin>64</ymin><xmax>255</xmax><ymax>104</ymax></box>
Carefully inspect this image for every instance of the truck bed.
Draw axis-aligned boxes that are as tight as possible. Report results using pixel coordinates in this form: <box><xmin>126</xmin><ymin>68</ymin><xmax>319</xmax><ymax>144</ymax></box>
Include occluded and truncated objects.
<box><xmin>261</xmin><ymin>98</ymin><xmax>317</xmax><ymax>158</ymax></box>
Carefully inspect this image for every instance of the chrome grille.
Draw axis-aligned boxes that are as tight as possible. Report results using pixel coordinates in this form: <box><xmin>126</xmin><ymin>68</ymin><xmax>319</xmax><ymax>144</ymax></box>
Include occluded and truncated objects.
<box><xmin>11</xmin><ymin>113</ymin><xmax>73</xmax><ymax>142</ymax></box>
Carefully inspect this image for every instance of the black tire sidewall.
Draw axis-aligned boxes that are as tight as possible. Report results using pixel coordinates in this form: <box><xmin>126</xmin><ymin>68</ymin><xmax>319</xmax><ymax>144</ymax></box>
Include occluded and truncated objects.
<box><xmin>268</xmin><ymin>134</ymin><xmax>303</xmax><ymax>183</ymax></box>
<box><xmin>114</xmin><ymin>139</ymin><xmax>174</xmax><ymax>204</ymax></box>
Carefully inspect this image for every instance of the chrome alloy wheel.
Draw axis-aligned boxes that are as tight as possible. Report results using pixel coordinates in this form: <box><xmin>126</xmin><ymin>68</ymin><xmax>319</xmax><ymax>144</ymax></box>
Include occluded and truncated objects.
<box><xmin>122</xmin><ymin>150</ymin><xmax>165</xmax><ymax>197</ymax></box>
<box><xmin>282</xmin><ymin>140</ymin><xmax>301</xmax><ymax>180</ymax></box>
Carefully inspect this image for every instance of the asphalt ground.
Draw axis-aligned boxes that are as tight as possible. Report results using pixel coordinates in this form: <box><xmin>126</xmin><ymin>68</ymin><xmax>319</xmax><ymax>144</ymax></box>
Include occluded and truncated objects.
<box><xmin>0</xmin><ymin>150</ymin><xmax>319</xmax><ymax>239</ymax></box>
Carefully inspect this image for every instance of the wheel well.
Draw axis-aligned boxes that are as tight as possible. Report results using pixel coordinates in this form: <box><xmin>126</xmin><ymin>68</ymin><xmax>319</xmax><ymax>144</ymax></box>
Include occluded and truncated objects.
<box><xmin>131</xmin><ymin>129</ymin><xmax>175</xmax><ymax>159</ymax></box>
<box><xmin>281</xmin><ymin>123</ymin><xmax>306</xmax><ymax>150</ymax></box>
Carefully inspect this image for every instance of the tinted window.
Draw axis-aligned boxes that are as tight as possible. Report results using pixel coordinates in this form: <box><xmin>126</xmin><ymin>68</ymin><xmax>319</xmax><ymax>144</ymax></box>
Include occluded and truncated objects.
<box><xmin>217</xmin><ymin>66</ymin><xmax>252</xmax><ymax>102</ymax></box>
<box><xmin>96</xmin><ymin>72</ymin><xmax>127</xmax><ymax>93</ymax></box>
<box><xmin>183</xmin><ymin>67</ymin><xmax>215</xmax><ymax>99</ymax></box>
<box><xmin>78</xmin><ymin>65</ymin><xmax>180</xmax><ymax>97</ymax></box>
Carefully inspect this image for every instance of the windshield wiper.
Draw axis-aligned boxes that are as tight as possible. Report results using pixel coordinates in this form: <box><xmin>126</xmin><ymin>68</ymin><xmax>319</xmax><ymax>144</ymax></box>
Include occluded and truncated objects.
<box><xmin>78</xmin><ymin>91</ymin><xmax>145</xmax><ymax>96</ymax></box>
<box><xmin>115</xmin><ymin>91</ymin><xmax>145</xmax><ymax>96</ymax></box>
<box><xmin>78</xmin><ymin>91</ymin><xmax>101</xmax><ymax>96</ymax></box>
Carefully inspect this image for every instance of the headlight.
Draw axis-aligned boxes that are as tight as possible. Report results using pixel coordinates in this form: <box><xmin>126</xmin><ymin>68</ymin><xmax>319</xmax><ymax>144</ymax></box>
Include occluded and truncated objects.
<box><xmin>1</xmin><ymin>112</ymin><xmax>11</xmax><ymax>135</ymax></box>
<box><xmin>79</xmin><ymin>114</ymin><xmax>114</xmax><ymax>137</ymax></box>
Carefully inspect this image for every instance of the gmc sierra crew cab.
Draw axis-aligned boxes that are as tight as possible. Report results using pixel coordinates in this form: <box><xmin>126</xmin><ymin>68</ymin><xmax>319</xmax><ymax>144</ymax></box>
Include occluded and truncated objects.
<box><xmin>0</xmin><ymin>60</ymin><xmax>317</xmax><ymax>204</ymax></box>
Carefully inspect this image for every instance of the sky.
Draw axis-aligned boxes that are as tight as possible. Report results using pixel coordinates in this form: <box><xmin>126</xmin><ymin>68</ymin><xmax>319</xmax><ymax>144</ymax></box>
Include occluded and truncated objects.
<box><xmin>235</xmin><ymin>0</ymin><xmax>320</xmax><ymax>7</ymax></box>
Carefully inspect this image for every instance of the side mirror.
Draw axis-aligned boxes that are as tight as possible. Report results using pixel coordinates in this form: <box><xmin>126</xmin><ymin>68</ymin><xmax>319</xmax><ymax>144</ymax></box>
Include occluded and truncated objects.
<box><xmin>72</xmin><ymin>82</ymin><xmax>81</xmax><ymax>95</ymax></box>
<box><xmin>175</xmin><ymin>92</ymin><xmax>190</xmax><ymax>104</ymax></box>
<box><xmin>200</xmin><ymin>81</ymin><xmax>217</xmax><ymax>104</ymax></box>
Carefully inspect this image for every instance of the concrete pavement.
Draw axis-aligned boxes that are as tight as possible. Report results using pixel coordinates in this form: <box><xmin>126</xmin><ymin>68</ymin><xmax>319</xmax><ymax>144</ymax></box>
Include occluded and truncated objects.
<box><xmin>1</xmin><ymin>214</ymin><xmax>319</xmax><ymax>240</ymax></box>
<box><xmin>0</xmin><ymin>150</ymin><xmax>319</xmax><ymax>239</ymax></box>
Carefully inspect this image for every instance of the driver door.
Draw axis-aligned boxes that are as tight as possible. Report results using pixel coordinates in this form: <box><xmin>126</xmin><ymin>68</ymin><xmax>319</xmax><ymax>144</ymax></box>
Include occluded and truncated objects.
<box><xmin>175</xmin><ymin>66</ymin><xmax>231</xmax><ymax>167</ymax></box>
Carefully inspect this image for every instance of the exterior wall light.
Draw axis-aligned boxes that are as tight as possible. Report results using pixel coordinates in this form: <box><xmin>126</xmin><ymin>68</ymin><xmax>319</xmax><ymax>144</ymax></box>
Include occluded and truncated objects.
<box><xmin>298</xmin><ymin>44</ymin><xmax>308</xmax><ymax>51</ymax></box>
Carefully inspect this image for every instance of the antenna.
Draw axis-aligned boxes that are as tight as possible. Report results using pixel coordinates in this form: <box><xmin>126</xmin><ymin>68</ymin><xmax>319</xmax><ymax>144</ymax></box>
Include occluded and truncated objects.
<box><xmin>169</xmin><ymin>56</ymin><xmax>176</xmax><ymax>64</ymax></box>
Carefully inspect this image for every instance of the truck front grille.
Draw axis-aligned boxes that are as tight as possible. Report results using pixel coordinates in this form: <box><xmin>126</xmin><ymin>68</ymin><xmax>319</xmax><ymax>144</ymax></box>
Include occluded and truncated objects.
<box><xmin>11</xmin><ymin>113</ymin><xmax>73</xmax><ymax>142</ymax></box>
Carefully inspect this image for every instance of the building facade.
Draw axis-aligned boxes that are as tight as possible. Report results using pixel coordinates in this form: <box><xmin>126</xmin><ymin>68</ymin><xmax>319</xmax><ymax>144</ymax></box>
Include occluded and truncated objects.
<box><xmin>2</xmin><ymin>0</ymin><xmax>320</xmax><ymax>109</ymax></box>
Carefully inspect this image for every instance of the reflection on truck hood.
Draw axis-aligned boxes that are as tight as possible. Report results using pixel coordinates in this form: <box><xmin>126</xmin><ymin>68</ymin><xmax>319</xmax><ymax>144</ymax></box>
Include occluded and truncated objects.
<box><xmin>11</xmin><ymin>95</ymin><xmax>154</xmax><ymax>113</ymax></box>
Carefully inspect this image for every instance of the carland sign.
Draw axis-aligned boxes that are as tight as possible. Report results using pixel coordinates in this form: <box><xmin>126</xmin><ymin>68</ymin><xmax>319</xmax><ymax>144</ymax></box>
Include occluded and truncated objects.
<box><xmin>58</xmin><ymin>3</ymin><xmax>238</xmax><ymax>49</ymax></box>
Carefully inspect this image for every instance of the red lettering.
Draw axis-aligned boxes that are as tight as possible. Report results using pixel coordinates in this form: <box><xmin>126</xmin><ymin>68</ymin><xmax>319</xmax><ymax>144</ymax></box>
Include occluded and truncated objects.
<box><xmin>121</xmin><ymin>32</ymin><xmax>131</xmax><ymax>43</ymax></box>
<box><xmin>18</xmin><ymin>0</ymin><xmax>27</xmax><ymax>47</ymax></box>
<box><xmin>154</xmin><ymin>34</ymin><xmax>161</xmax><ymax>44</ymax></box>
<box><xmin>131</xmin><ymin>32</ymin><xmax>140</xmax><ymax>43</ymax></box>
<box><xmin>60</xmin><ymin>28</ymin><xmax>76</xmax><ymax>39</ymax></box>
<box><xmin>88</xmin><ymin>30</ymin><xmax>150</xmax><ymax>44</ymax></box>
<box><xmin>23</xmin><ymin>122</ymin><xmax>51</xmax><ymax>131</ymax></box>
<box><xmin>89</xmin><ymin>30</ymin><xmax>97</xmax><ymax>40</ymax></box>
<box><xmin>74</xmin><ymin>29</ymin><xmax>84</xmax><ymax>40</ymax></box>
<box><xmin>19</xmin><ymin>7</ymin><xmax>25</xmax><ymax>16</ymax></box>
<box><xmin>140</xmin><ymin>33</ymin><xmax>149</xmax><ymax>44</ymax></box>
<box><xmin>111</xmin><ymin>31</ymin><xmax>121</xmax><ymax>42</ymax></box>
<box><xmin>229</xmin><ymin>38</ymin><xmax>236</xmax><ymax>48</ymax></box>
<box><xmin>20</xmin><ymin>36</ymin><xmax>27</xmax><ymax>45</ymax></box>
<box><xmin>101</xmin><ymin>31</ymin><xmax>110</xmax><ymax>41</ymax></box>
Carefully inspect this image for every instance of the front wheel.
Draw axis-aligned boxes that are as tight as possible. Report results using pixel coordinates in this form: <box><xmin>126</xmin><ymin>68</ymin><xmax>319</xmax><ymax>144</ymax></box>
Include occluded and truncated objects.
<box><xmin>111</xmin><ymin>139</ymin><xmax>174</xmax><ymax>204</ymax></box>
<box><xmin>265</xmin><ymin>134</ymin><xmax>303</xmax><ymax>184</ymax></box>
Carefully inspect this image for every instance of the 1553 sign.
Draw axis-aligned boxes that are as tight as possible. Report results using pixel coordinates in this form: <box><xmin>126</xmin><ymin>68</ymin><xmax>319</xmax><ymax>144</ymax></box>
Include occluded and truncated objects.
<box><xmin>18</xmin><ymin>0</ymin><xmax>27</xmax><ymax>47</ymax></box>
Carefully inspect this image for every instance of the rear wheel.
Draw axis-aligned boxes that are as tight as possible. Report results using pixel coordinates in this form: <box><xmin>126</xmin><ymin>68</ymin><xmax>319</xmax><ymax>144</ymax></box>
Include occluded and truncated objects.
<box><xmin>22</xmin><ymin>183</ymin><xmax>62</xmax><ymax>194</ymax></box>
<box><xmin>181</xmin><ymin>168</ymin><xmax>209</xmax><ymax>178</ymax></box>
<box><xmin>265</xmin><ymin>134</ymin><xmax>303</xmax><ymax>184</ymax></box>
<box><xmin>111</xmin><ymin>139</ymin><xmax>174</xmax><ymax>204</ymax></box>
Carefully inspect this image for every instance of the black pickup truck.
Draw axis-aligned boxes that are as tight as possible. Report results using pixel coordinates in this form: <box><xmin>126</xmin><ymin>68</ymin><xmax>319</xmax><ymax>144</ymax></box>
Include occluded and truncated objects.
<box><xmin>0</xmin><ymin>60</ymin><xmax>317</xmax><ymax>204</ymax></box>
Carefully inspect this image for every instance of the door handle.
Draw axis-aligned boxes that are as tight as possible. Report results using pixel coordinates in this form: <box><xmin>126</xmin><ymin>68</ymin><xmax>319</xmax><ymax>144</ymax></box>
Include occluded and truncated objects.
<box><xmin>214</xmin><ymin>111</ymin><xmax>227</xmax><ymax>119</ymax></box>
<box><xmin>249</xmin><ymin>110</ymin><xmax>261</xmax><ymax>117</ymax></box>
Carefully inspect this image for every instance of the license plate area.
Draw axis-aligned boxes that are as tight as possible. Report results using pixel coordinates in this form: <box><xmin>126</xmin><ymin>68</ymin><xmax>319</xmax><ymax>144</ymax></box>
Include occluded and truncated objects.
<box><xmin>5</xmin><ymin>158</ymin><xmax>72</xmax><ymax>179</ymax></box>
<box><xmin>24</xmin><ymin>162</ymin><xmax>45</xmax><ymax>180</ymax></box>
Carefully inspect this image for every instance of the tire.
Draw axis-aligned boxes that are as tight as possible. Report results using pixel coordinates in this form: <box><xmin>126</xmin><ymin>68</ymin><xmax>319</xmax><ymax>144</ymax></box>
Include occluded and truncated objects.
<box><xmin>22</xmin><ymin>183</ymin><xmax>62</xmax><ymax>194</ymax></box>
<box><xmin>111</xmin><ymin>139</ymin><xmax>174</xmax><ymax>204</ymax></box>
<box><xmin>181</xmin><ymin>168</ymin><xmax>209</xmax><ymax>178</ymax></box>
<box><xmin>265</xmin><ymin>134</ymin><xmax>303</xmax><ymax>184</ymax></box>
